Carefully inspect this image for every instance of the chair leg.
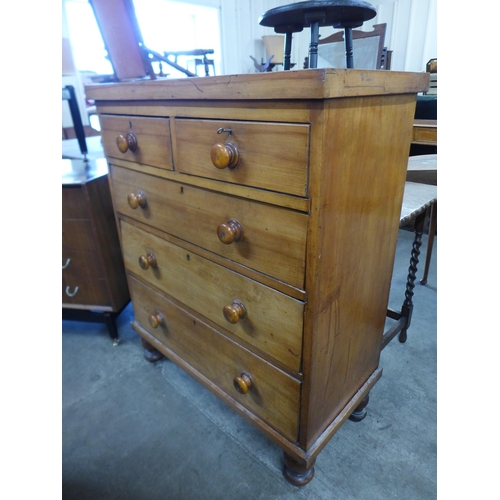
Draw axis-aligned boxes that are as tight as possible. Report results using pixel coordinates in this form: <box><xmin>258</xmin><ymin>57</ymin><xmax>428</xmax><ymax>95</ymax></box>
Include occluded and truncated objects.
<box><xmin>420</xmin><ymin>201</ymin><xmax>437</xmax><ymax>285</ymax></box>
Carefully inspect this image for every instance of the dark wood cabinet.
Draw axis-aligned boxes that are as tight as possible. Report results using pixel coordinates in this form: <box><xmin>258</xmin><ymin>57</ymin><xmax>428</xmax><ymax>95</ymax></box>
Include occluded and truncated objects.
<box><xmin>62</xmin><ymin>158</ymin><xmax>130</xmax><ymax>343</ymax></box>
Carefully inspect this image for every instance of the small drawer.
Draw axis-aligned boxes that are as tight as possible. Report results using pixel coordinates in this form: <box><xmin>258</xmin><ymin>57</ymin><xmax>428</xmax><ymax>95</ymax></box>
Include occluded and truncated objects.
<box><xmin>121</xmin><ymin>221</ymin><xmax>304</xmax><ymax>372</ymax></box>
<box><xmin>174</xmin><ymin>119</ymin><xmax>309</xmax><ymax>196</ymax></box>
<box><xmin>111</xmin><ymin>165</ymin><xmax>307</xmax><ymax>290</ymax></box>
<box><xmin>128</xmin><ymin>274</ymin><xmax>300</xmax><ymax>441</ymax></box>
<box><xmin>100</xmin><ymin>115</ymin><xmax>173</xmax><ymax>170</ymax></box>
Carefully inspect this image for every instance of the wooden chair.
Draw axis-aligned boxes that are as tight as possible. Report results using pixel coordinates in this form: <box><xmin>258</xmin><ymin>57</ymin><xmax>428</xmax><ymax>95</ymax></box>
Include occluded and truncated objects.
<box><xmin>89</xmin><ymin>0</ymin><xmax>213</xmax><ymax>79</ymax></box>
<box><xmin>305</xmin><ymin>23</ymin><xmax>391</xmax><ymax>70</ymax></box>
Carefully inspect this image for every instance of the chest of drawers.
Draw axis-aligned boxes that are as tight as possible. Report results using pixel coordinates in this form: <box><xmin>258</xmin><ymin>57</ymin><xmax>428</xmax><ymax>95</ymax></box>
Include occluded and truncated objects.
<box><xmin>62</xmin><ymin>158</ymin><xmax>130</xmax><ymax>343</ymax></box>
<box><xmin>86</xmin><ymin>69</ymin><xmax>428</xmax><ymax>485</ymax></box>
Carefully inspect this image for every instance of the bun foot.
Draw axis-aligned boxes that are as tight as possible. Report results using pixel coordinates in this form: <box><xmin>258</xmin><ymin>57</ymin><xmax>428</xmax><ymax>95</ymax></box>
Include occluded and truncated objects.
<box><xmin>283</xmin><ymin>453</ymin><xmax>315</xmax><ymax>487</ymax></box>
<box><xmin>349</xmin><ymin>395</ymin><xmax>370</xmax><ymax>422</ymax></box>
<box><xmin>140</xmin><ymin>337</ymin><xmax>163</xmax><ymax>362</ymax></box>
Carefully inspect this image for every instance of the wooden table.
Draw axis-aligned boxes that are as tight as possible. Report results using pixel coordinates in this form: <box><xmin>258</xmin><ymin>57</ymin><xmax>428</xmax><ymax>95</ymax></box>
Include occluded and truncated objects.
<box><xmin>383</xmin><ymin>181</ymin><xmax>437</xmax><ymax>348</ymax></box>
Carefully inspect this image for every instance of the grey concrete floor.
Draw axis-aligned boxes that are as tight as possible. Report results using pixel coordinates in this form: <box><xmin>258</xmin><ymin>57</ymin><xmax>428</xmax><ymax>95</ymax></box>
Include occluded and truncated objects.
<box><xmin>62</xmin><ymin>228</ymin><xmax>437</xmax><ymax>499</ymax></box>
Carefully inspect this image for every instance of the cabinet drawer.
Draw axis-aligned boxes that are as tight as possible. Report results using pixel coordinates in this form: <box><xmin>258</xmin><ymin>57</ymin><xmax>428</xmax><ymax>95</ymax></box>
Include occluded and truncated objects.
<box><xmin>175</xmin><ymin>119</ymin><xmax>309</xmax><ymax>197</ymax></box>
<box><xmin>63</xmin><ymin>220</ymin><xmax>98</xmax><ymax>254</ymax></box>
<box><xmin>111</xmin><ymin>165</ymin><xmax>307</xmax><ymax>289</ymax></box>
<box><xmin>62</xmin><ymin>185</ymin><xmax>88</xmax><ymax>220</ymax></box>
<box><xmin>128</xmin><ymin>274</ymin><xmax>300</xmax><ymax>441</ymax></box>
<box><xmin>100</xmin><ymin>115</ymin><xmax>173</xmax><ymax>170</ymax></box>
<box><xmin>121</xmin><ymin>221</ymin><xmax>304</xmax><ymax>372</ymax></box>
<box><xmin>62</xmin><ymin>273</ymin><xmax>110</xmax><ymax>306</ymax></box>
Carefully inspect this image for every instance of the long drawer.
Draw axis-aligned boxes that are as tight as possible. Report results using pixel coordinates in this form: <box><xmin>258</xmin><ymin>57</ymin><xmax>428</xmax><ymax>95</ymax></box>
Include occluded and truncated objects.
<box><xmin>121</xmin><ymin>221</ymin><xmax>304</xmax><ymax>372</ymax></box>
<box><xmin>174</xmin><ymin>118</ymin><xmax>310</xmax><ymax>197</ymax></box>
<box><xmin>100</xmin><ymin>115</ymin><xmax>173</xmax><ymax>170</ymax></box>
<box><xmin>110</xmin><ymin>165</ymin><xmax>308</xmax><ymax>290</ymax></box>
<box><xmin>128</xmin><ymin>274</ymin><xmax>301</xmax><ymax>442</ymax></box>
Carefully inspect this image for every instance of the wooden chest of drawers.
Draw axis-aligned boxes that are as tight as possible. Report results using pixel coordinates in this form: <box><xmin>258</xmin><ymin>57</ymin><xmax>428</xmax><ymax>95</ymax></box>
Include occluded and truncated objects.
<box><xmin>62</xmin><ymin>158</ymin><xmax>130</xmax><ymax>343</ymax></box>
<box><xmin>86</xmin><ymin>69</ymin><xmax>428</xmax><ymax>485</ymax></box>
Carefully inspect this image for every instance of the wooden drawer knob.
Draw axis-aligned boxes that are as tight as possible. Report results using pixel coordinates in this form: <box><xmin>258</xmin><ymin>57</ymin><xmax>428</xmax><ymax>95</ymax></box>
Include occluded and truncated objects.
<box><xmin>127</xmin><ymin>190</ymin><xmax>147</xmax><ymax>209</ymax></box>
<box><xmin>233</xmin><ymin>373</ymin><xmax>253</xmax><ymax>394</ymax></box>
<box><xmin>211</xmin><ymin>142</ymin><xmax>239</xmax><ymax>169</ymax></box>
<box><xmin>148</xmin><ymin>312</ymin><xmax>165</xmax><ymax>329</ymax></box>
<box><xmin>139</xmin><ymin>253</ymin><xmax>157</xmax><ymax>270</ymax></box>
<box><xmin>217</xmin><ymin>219</ymin><xmax>243</xmax><ymax>244</ymax></box>
<box><xmin>223</xmin><ymin>299</ymin><xmax>246</xmax><ymax>324</ymax></box>
<box><xmin>116</xmin><ymin>132</ymin><xmax>138</xmax><ymax>153</ymax></box>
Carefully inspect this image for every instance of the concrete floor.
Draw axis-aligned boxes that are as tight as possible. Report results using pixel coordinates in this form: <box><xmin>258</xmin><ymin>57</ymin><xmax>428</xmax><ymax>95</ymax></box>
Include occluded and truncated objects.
<box><xmin>62</xmin><ymin>228</ymin><xmax>437</xmax><ymax>499</ymax></box>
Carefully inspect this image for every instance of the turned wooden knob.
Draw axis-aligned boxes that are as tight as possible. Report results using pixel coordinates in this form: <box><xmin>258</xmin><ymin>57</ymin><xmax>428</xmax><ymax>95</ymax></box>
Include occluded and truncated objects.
<box><xmin>233</xmin><ymin>373</ymin><xmax>253</xmax><ymax>394</ymax></box>
<box><xmin>127</xmin><ymin>190</ymin><xmax>147</xmax><ymax>209</ymax></box>
<box><xmin>138</xmin><ymin>253</ymin><xmax>157</xmax><ymax>270</ymax></box>
<box><xmin>223</xmin><ymin>299</ymin><xmax>246</xmax><ymax>324</ymax></box>
<box><xmin>116</xmin><ymin>132</ymin><xmax>138</xmax><ymax>153</ymax></box>
<box><xmin>217</xmin><ymin>219</ymin><xmax>243</xmax><ymax>244</ymax></box>
<box><xmin>210</xmin><ymin>142</ymin><xmax>239</xmax><ymax>169</ymax></box>
<box><xmin>148</xmin><ymin>312</ymin><xmax>165</xmax><ymax>329</ymax></box>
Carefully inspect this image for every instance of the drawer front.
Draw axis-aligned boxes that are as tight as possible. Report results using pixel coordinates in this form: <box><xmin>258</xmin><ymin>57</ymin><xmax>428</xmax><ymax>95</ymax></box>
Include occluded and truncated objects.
<box><xmin>63</xmin><ymin>220</ymin><xmax>99</xmax><ymax>254</ymax></box>
<box><xmin>111</xmin><ymin>165</ymin><xmax>307</xmax><ymax>289</ymax></box>
<box><xmin>62</xmin><ymin>273</ymin><xmax>110</xmax><ymax>306</ymax></box>
<box><xmin>412</xmin><ymin>126</ymin><xmax>437</xmax><ymax>144</ymax></box>
<box><xmin>128</xmin><ymin>274</ymin><xmax>300</xmax><ymax>441</ymax></box>
<box><xmin>175</xmin><ymin>119</ymin><xmax>309</xmax><ymax>197</ymax></box>
<box><xmin>121</xmin><ymin>221</ymin><xmax>304</xmax><ymax>372</ymax></box>
<box><xmin>62</xmin><ymin>220</ymin><xmax>108</xmax><ymax>306</ymax></box>
<box><xmin>62</xmin><ymin>185</ymin><xmax>88</xmax><ymax>220</ymax></box>
<box><xmin>100</xmin><ymin>115</ymin><xmax>173</xmax><ymax>170</ymax></box>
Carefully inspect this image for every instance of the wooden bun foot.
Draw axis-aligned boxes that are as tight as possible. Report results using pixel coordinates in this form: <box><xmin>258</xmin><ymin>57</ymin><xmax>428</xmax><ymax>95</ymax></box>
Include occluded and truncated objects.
<box><xmin>282</xmin><ymin>453</ymin><xmax>315</xmax><ymax>487</ymax></box>
<box><xmin>140</xmin><ymin>337</ymin><xmax>164</xmax><ymax>362</ymax></box>
<box><xmin>349</xmin><ymin>395</ymin><xmax>370</xmax><ymax>422</ymax></box>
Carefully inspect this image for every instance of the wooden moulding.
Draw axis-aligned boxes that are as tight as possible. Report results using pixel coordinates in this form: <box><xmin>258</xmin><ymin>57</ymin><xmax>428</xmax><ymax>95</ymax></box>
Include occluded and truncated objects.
<box><xmin>85</xmin><ymin>68</ymin><xmax>429</xmax><ymax>102</ymax></box>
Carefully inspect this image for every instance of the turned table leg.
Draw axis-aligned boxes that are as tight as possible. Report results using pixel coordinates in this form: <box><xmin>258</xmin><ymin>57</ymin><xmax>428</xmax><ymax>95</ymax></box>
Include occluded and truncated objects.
<box><xmin>283</xmin><ymin>453</ymin><xmax>315</xmax><ymax>486</ymax></box>
<box><xmin>140</xmin><ymin>337</ymin><xmax>163</xmax><ymax>362</ymax></box>
<box><xmin>399</xmin><ymin>210</ymin><xmax>426</xmax><ymax>343</ymax></box>
<box><xmin>349</xmin><ymin>394</ymin><xmax>370</xmax><ymax>422</ymax></box>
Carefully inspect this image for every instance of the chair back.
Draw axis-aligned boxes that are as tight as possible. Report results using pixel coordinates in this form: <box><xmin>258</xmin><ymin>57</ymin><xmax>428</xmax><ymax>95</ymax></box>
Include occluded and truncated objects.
<box><xmin>317</xmin><ymin>23</ymin><xmax>389</xmax><ymax>70</ymax></box>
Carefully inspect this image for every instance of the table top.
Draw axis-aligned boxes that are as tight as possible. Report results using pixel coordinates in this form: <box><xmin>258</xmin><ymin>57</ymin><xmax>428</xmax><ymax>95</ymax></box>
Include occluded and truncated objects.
<box><xmin>86</xmin><ymin>69</ymin><xmax>429</xmax><ymax>102</ymax></box>
<box><xmin>62</xmin><ymin>157</ymin><xmax>109</xmax><ymax>186</ymax></box>
<box><xmin>407</xmin><ymin>154</ymin><xmax>437</xmax><ymax>172</ymax></box>
<box><xmin>400</xmin><ymin>181</ymin><xmax>437</xmax><ymax>226</ymax></box>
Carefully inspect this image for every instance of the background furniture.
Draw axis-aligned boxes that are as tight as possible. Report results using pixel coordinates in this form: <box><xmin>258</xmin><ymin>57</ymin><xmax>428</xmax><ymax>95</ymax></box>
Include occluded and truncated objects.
<box><xmin>62</xmin><ymin>85</ymin><xmax>88</xmax><ymax>158</ymax></box>
<box><xmin>384</xmin><ymin>179</ymin><xmax>437</xmax><ymax>347</ymax></box>
<box><xmin>259</xmin><ymin>0</ymin><xmax>377</xmax><ymax>69</ymax></box>
<box><xmin>87</xmin><ymin>68</ymin><xmax>428</xmax><ymax>485</ymax></box>
<box><xmin>406</xmin><ymin>154</ymin><xmax>437</xmax><ymax>285</ymax></box>
<box><xmin>89</xmin><ymin>0</ymin><xmax>214</xmax><ymax>79</ymax></box>
<box><xmin>62</xmin><ymin>158</ymin><xmax>130</xmax><ymax>345</ymax></box>
<box><xmin>305</xmin><ymin>23</ymin><xmax>391</xmax><ymax>69</ymax></box>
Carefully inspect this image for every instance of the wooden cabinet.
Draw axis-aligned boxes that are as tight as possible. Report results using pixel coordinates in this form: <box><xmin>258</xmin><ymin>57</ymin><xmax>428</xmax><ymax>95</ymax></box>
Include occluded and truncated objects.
<box><xmin>86</xmin><ymin>69</ymin><xmax>428</xmax><ymax>484</ymax></box>
<box><xmin>62</xmin><ymin>158</ymin><xmax>130</xmax><ymax>343</ymax></box>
